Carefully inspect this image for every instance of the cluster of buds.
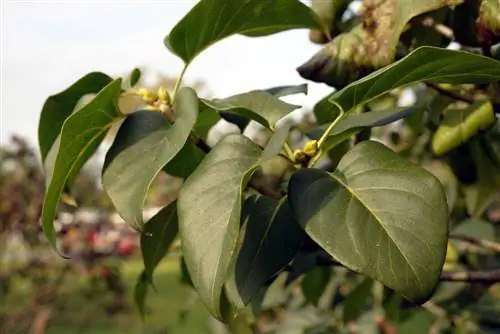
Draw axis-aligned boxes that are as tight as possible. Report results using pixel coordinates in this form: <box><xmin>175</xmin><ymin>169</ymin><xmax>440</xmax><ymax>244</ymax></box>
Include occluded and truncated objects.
<box><xmin>293</xmin><ymin>140</ymin><xmax>319</xmax><ymax>165</ymax></box>
<box><xmin>131</xmin><ymin>86</ymin><xmax>172</xmax><ymax>114</ymax></box>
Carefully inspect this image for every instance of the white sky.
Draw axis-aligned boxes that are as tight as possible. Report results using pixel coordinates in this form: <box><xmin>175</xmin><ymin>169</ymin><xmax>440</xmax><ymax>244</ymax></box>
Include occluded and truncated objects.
<box><xmin>1</xmin><ymin>0</ymin><xmax>335</xmax><ymax>147</ymax></box>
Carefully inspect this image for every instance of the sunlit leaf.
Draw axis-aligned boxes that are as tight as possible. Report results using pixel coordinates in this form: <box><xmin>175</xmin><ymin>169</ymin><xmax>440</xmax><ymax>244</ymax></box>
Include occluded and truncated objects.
<box><xmin>41</xmin><ymin>79</ymin><xmax>122</xmax><ymax>251</ymax></box>
<box><xmin>288</xmin><ymin>141</ymin><xmax>448</xmax><ymax>303</ymax></box>
<box><xmin>201</xmin><ymin>90</ymin><xmax>300</xmax><ymax>129</ymax></box>
<box><xmin>177</xmin><ymin>134</ymin><xmax>263</xmax><ymax>320</ymax></box>
<box><xmin>38</xmin><ymin>72</ymin><xmax>113</xmax><ymax>162</ymax></box>
<box><xmin>166</xmin><ymin>0</ymin><xmax>322</xmax><ymax>65</ymax></box>
<box><xmin>432</xmin><ymin>101</ymin><xmax>495</xmax><ymax>156</ymax></box>
<box><xmin>103</xmin><ymin>87</ymin><xmax>198</xmax><ymax>230</ymax></box>
<box><xmin>314</xmin><ymin>47</ymin><xmax>500</xmax><ymax>124</ymax></box>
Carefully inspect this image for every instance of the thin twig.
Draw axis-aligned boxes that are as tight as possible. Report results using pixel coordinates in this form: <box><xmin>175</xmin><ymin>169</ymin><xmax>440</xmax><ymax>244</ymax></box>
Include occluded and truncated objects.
<box><xmin>440</xmin><ymin>269</ymin><xmax>500</xmax><ymax>282</ymax></box>
<box><xmin>305</xmin><ymin>253</ymin><xmax>500</xmax><ymax>283</ymax></box>
<box><xmin>450</xmin><ymin>234</ymin><xmax>500</xmax><ymax>253</ymax></box>
<box><xmin>425</xmin><ymin>82</ymin><xmax>475</xmax><ymax>104</ymax></box>
<box><xmin>417</xmin><ymin>16</ymin><xmax>454</xmax><ymax>40</ymax></box>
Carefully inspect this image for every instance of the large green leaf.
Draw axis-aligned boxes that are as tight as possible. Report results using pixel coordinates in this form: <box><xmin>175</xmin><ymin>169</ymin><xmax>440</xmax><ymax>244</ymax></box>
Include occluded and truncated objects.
<box><xmin>225</xmin><ymin>195</ymin><xmax>303</xmax><ymax>309</ymax></box>
<box><xmin>432</xmin><ymin>101</ymin><xmax>496</xmax><ymax>156</ymax></box>
<box><xmin>316</xmin><ymin>107</ymin><xmax>417</xmax><ymax>151</ymax></box>
<box><xmin>141</xmin><ymin>202</ymin><xmax>179</xmax><ymax>284</ymax></box>
<box><xmin>201</xmin><ymin>90</ymin><xmax>300</xmax><ymax>129</ymax></box>
<box><xmin>102</xmin><ymin>87</ymin><xmax>198</xmax><ymax>230</ymax></box>
<box><xmin>178</xmin><ymin>134</ymin><xmax>262</xmax><ymax>320</ymax></box>
<box><xmin>288</xmin><ymin>141</ymin><xmax>448</xmax><ymax>303</ymax></box>
<box><xmin>314</xmin><ymin>47</ymin><xmax>500</xmax><ymax>124</ymax></box>
<box><xmin>166</xmin><ymin>0</ymin><xmax>322</xmax><ymax>65</ymax></box>
<box><xmin>41</xmin><ymin>79</ymin><xmax>122</xmax><ymax>251</ymax></box>
<box><xmin>38</xmin><ymin>72</ymin><xmax>113</xmax><ymax>162</ymax></box>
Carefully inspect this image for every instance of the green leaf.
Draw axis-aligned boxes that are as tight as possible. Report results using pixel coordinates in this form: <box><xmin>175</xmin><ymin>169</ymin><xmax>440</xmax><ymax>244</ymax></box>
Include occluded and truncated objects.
<box><xmin>201</xmin><ymin>90</ymin><xmax>300</xmax><ymax>129</ymax></box>
<box><xmin>314</xmin><ymin>47</ymin><xmax>500</xmax><ymax>124</ymax></box>
<box><xmin>130</xmin><ymin>68</ymin><xmax>141</xmax><ymax>87</ymax></box>
<box><xmin>463</xmin><ymin>140</ymin><xmax>500</xmax><ymax>217</ymax></box>
<box><xmin>264</xmin><ymin>83</ymin><xmax>308</xmax><ymax>98</ymax></box>
<box><xmin>432</xmin><ymin>101</ymin><xmax>496</xmax><ymax>156</ymax></box>
<box><xmin>423</xmin><ymin>161</ymin><xmax>458</xmax><ymax>214</ymax></box>
<box><xmin>41</xmin><ymin>79</ymin><xmax>122</xmax><ymax>251</ymax></box>
<box><xmin>452</xmin><ymin>219</ymin><xmax>495</xmax><ymax>241</ymax></box>
<box><xmin>162</xmin><ymin>142</ymin><xmax>206</xmax><ymax>178</ymax></box>
<box><xmin>141</xmin><ymin>201</ymin><xmax>178</xmax><ymax>284</ymax></box>
<box><xmin>134</xmin><ymin>270</ymin><xmax>149</xmax><ymax>320</ymax></box>
<box><xmin>288</xmin><ymin>141</ymin><xmax>448</xmax><ymax>303</ymax></box>
<box><xmin>166</xmin><ymin>0</ymin><xmax>322</xmax><ymax>65</ymax></box>
<box><xmin>177</xmin><ymin>134</ymin><xmax>264</xmax><ymax>320</ymax></box>
<box><xmin>321</xmin><ymin>107</ymin><xmax>417</xmax><ymax>151</ymax></box>
<box><xmin>343</xmin><ymin>277</ymin><xmax>373</xmax><ymax>322</ymax></box>
<box><xmin>225</xmin><ymin>195</ymin><xmax>303</xmax><ymax>309</ymax></box>
<box><xmin>299</xmin><ymin>0</ymin><xmax>461</xmax><ymax>88</ymax></box>
<box><xmin>102</xmin><ymin>87</ymin><xmax>198</xmax><ymax>230</ymax></box>
<box><xmin>301</xmin><ymin>267</ymin><xmax>331</xmax><ymax>306</ymax></box>
<box><xmin>38</xmin><ymin>72</ymin><xmax>113</xmax><ymax>162</ymax></box>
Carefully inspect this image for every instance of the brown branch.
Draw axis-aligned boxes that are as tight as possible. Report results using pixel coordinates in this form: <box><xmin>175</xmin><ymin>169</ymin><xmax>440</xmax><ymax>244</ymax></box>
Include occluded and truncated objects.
<box><xmin>416</xmin><ymin>16</ymin><xmax>454</xmax><ymax>40</ymax></box>
<box><xmin>440</xmin><ymin>269</ymin><xmax>500</xmax><ymax>283</ymax></box>
<box><xmin>310</xmin><ymin>253</ymin><xmax>500</xmax><ymax>283</ymax></box>
<box><xmin>450</xmin><ymin>234</ymin><xmax>500</xmax><ymax>253</ymax></box>
<box><xmin>425</xmin><ymin>82</ymin><xmax>475</xmax><ymax>104</ymax></box>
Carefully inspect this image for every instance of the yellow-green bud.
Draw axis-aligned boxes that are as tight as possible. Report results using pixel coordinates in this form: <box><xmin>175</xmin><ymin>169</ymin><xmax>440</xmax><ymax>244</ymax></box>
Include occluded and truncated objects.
<box><xmin>304</xmin><ymin>140</ymin><xmax>318</xmax><ymax>157</ymax></box>
<box><xmin>294</xmin><ymin>149</ymin><xmax>307</xmax><ymax>164</ymax></box>
<box><xmin>157</xmin><ymin>86</ymin><xmax>171</xmax><ymax>105</ymax></box>
<box><xmin>137</xmin><ymin>88</ymin><xmax>157</xmax><ymax>103</ymax></box>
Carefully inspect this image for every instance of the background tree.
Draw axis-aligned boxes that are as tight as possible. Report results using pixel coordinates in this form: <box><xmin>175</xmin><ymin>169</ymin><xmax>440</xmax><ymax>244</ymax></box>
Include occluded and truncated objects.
<box><xmin>36</xmin><ymin>0</ymin><xmax>500</xmax><ymax>333</ymax></box>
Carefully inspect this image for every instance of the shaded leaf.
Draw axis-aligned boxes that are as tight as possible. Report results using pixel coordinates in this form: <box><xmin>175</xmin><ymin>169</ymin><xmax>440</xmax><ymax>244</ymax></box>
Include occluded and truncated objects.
<box><xmin>201</xmin><ymin>90</ymin><xmax>300</xmax><ymax>129</ymax></box>
<box><xmin>321</xmin><ymin>107</ymin><xmax>417</xmax><ymax>151</ymax></box>
<box><xmin>343</xmin><ymin>277</ymin><xmax>373</xmax><ymax>322</ymax></box>
<box><xmin>162</xmin><ymin>141</ymin><xmax>206</xmax><ymax>178</ymax></box>
<box><xmin>166</xmin><ymin>0</ymin><xmax>322</xmax><ymax>65</ymax></box>
<box><xmin>177</xmin><ymin>134</ymin><xmax>263</xmax><ymax>320</ymax></box>
<box><xmin>226</xmin><ymin>195</ymin><xmax>303</xmax><ymax>308</ymax></box>
<box><xmin>432</xmin><ymin>101</ymin><xmax>495</xmax><ymax>156</ymax></box>
<box><xmin>452</xmin><ymin>219</ymin><xmax>495</xmax><ymax>241</ymax></box>
<box><xmin>288</xmin><ymin>141</ymin><xmax>448</xmax><ymax>303</ymax></box>
<box><xmin>298</xmin><ymin>0</ymin><xmax>461</xmax><ymax>88</ymax></box>
<box><xmin>423</xmin><ymin>161</ymin><xmax>459</xmax><ymax>213</ymax></box>
<box><xmin>264</xmin><ymin>83</ymin><xmax>308</xmax><ymax>98</ymax></box>
<box><xmin>134</xmin><ymin>270</ymin><xmax>149</xmax><ymax>320</ymax></box>
<box><xmin>41</xmin><ymin>79</ymin><xmax>122</xmax><ymax>251</ymax></box>
<box><xmin>38</xmin><ymin>72</ymin><xmax>113</xmax><ymax>162</ymax></box>
<box><xmin>102</xmin><ymin>87</ymin><xmax>198</xmax><ymax>230</ymax></box>
<box><xmin>301</xmin><ymin>267</ymin><xmax>331</xmax><ymax>306</ymax></box>
<box><xmin>129</xmin><ymin>68</ymin><xmax>142</xmax><ymax>88</ymax></box>
<box><xmin>314</xmin><ymin>46</ymin><xmax>500</xmax><ymax>124</ymax></box>
<box><xmin>141</xmin><ymin>201</ymin><xmax>178</xmax><ymax>284</ymax></box>
<box><xmin>464</xmin><ymin>140</ymin><xmax>500</xmax><ymax>217</ymax></box>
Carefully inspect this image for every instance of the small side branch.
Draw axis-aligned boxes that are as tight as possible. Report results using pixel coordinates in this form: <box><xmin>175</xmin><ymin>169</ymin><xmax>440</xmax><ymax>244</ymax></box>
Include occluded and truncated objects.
<box><xmin>450</xmin><ymin>234</ymin><xmax>500</xmax><ymax>253</ymax></box>
<box><xmin>440</xmin><ymin>269</ymin><xmax>500</xmax><ymax>283</ymax></box>
<box><xmin>425</xmin><ymin>82</ymin><xmax>475</xmax><ymax>104</ymax></box>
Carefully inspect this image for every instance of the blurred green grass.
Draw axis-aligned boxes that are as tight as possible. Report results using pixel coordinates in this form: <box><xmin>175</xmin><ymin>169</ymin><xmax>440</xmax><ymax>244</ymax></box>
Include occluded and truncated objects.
<box><xmin>2</xmin><ymin>256</ymin><xmax>212</xmax><ymax>334</ymax></box>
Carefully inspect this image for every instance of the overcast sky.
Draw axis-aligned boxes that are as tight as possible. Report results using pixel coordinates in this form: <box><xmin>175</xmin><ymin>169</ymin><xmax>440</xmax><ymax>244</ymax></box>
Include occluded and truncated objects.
<box><xmin>1</xmin><ymin>0</ymin><xmax>337</xmax><ymax>147</ymax></box>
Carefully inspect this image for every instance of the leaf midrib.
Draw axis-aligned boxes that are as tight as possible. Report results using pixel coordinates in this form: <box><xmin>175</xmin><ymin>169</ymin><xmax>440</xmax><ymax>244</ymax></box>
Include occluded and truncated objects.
<box><xmin>329</xmin><ymin>172</ymin><xmax>423</xmax><ymax>291</ymax></box>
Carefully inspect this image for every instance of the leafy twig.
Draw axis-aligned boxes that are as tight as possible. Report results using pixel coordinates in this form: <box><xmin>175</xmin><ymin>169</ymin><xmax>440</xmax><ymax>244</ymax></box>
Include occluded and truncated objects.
<box><xmin>425</xmin><ymin>82</ymin><xmax>475</xmax><ymax>104</ymax></box>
